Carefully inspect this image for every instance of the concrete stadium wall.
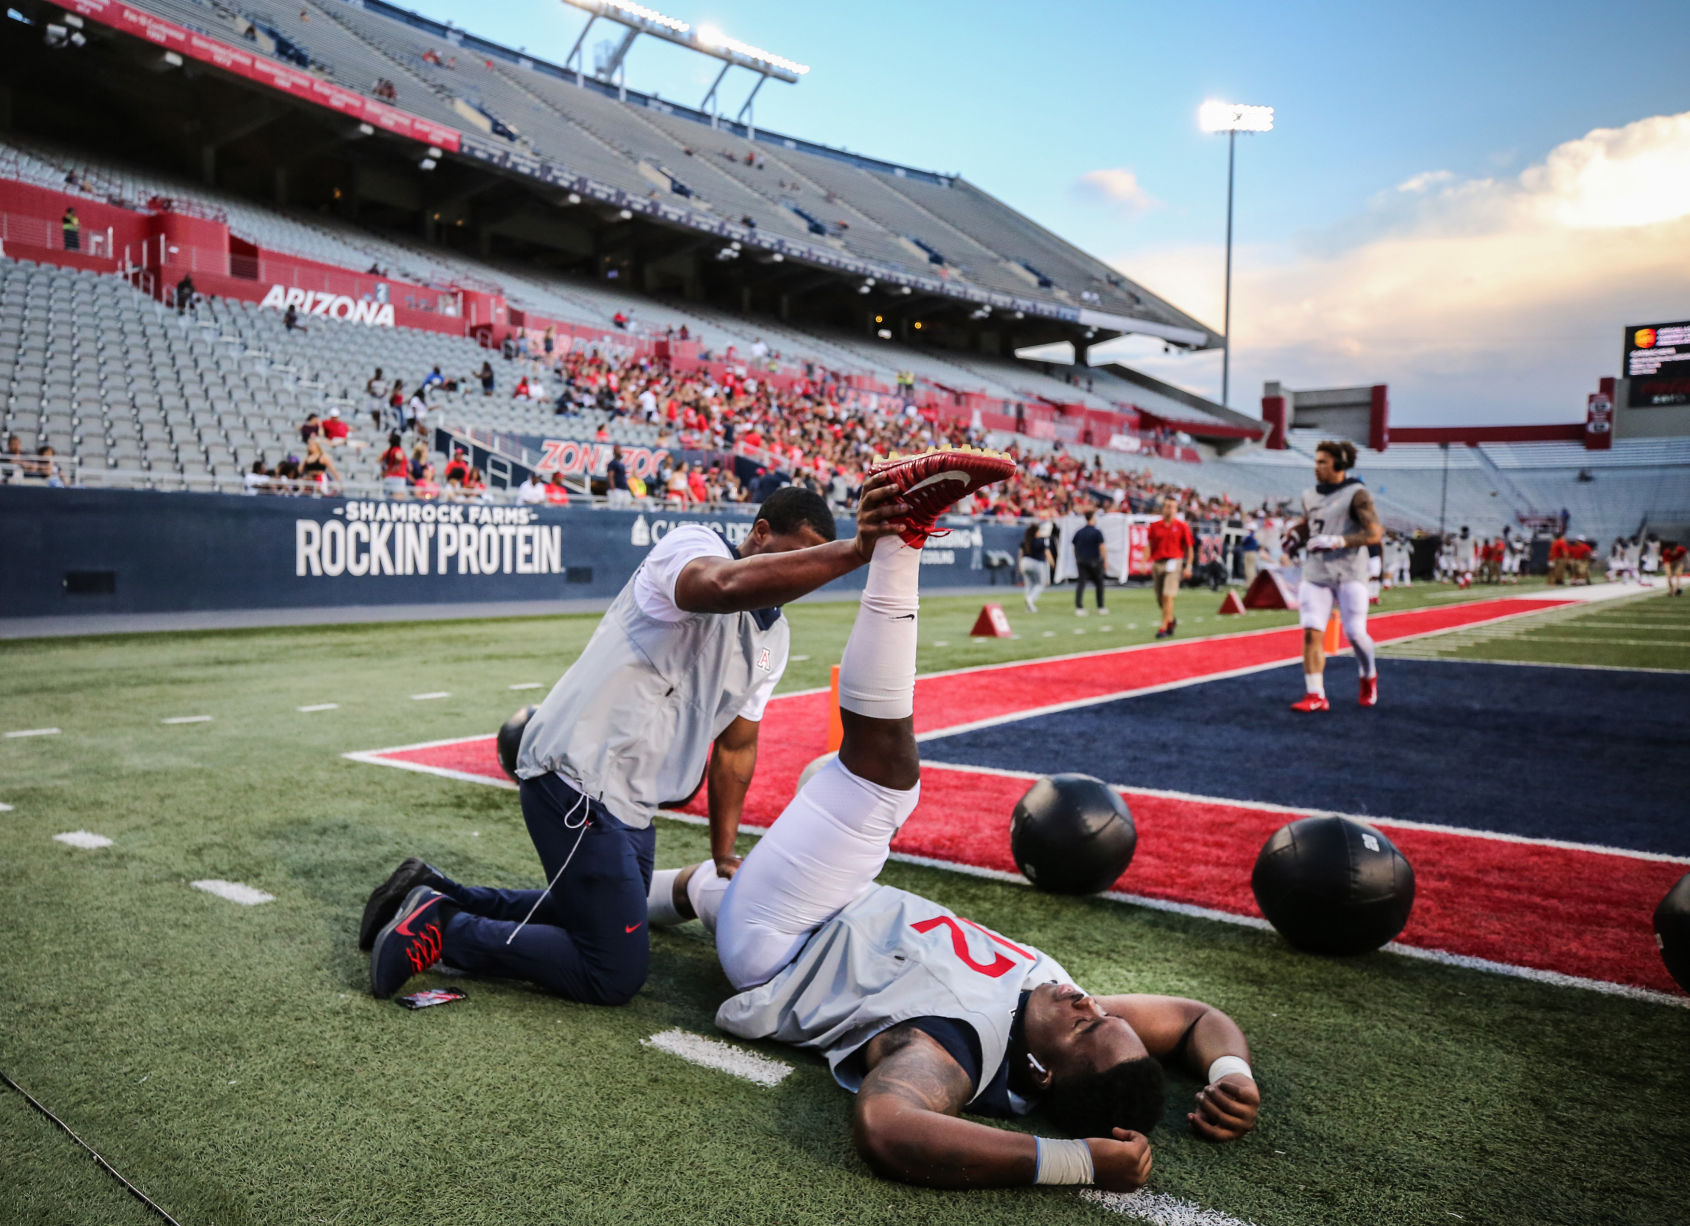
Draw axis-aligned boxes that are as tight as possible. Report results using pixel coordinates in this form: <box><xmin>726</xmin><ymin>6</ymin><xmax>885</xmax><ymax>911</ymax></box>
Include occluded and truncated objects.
<box><xmin>0</xmin><ymin>487</ymin><xmax>1026</xmax><ymax>619</ymax></box>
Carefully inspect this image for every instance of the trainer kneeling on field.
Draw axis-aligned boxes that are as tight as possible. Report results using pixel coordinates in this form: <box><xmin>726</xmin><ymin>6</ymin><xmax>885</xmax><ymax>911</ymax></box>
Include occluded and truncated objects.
<box><xmin>653</xmin><ymin>449</ymin><xmax>1259</xmax><ymax>1190</ymax></box>
<box><xmin>360</xmin><ymin>478</ymin><xmax>912</xmax><ymax>1004</ymax></box>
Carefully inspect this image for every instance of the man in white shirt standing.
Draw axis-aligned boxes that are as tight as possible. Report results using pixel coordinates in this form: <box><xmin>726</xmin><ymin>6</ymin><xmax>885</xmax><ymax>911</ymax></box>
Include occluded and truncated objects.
<box><xmin>363</xmin><ymin>448</ymin><xmax>1018</xmax><ymax>1008</ymax></box>
<box><xmin>515</xmin><ymin>471</ymin><xmax>547</xmax><ymax>506</ymax></box>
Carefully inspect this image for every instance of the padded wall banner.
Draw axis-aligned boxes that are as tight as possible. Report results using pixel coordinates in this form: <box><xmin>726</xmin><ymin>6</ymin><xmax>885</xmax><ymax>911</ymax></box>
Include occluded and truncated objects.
<box><xmin>59</xmin><ymin>0</ymin><xmax>464</xmax><ymax>152</ymax></box>
<box><xmin>0</xmin><ymin>488</ymin><xmax>1026</xmax><ymax>618</ymax></box>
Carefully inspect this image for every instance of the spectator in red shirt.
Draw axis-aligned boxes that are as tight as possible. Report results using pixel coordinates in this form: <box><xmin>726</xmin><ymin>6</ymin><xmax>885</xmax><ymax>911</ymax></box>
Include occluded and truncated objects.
<box><xmin>379</xmin><ymin>432</ymin><xmax>408</xmax><ymax>500</ymax></box>
<box><xmin>321</xmin><ymin>408</ymin><xmax>350</xmax><ymax>446</ymax></box>
<box><xmin>1663</xmin><ymin>540</ymin><xmax>1686</xmax><ymax>596</ymax></box>
<box><xmin>545</xmin><ymin>472</ymin><xmax>572</xmax><ymax>505</ymax></box>
<box><xmin>1146</xmin><ymin>497</ymin><xmax>1195</xmax><ymax>639</ymax></box>
<box><xmin>444</xmin><ymin>448</ymin><xmax>470</xmax><ymax>485</ymax></box>
<box><xmin>413</xmin><ymin>464</ymin><xmax>440</xmax><ymax>500</ymax></box>
<box><xmin>687</xmin><ymin>465</ymin><xmax>710</xmax><ymax>504</ymax></box>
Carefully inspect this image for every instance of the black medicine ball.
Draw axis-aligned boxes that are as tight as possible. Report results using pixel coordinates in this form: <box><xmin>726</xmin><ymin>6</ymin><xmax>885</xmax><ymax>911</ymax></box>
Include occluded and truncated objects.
<box><xmin>1251</xmin><ymin>816</ymin><xmax>1415</xmax><ymax>955</ymax></box>
<box><xmin>1655</xmin><ymin>871</ymin><xmax>1690</xmax><ymax>993</ymax></box>
<box><xmin>496</xmin><ymin>705</ymin><xmax>538</xmax><ymax>782</ymax></box>
<box><xmin>1010</xmin><ymin>774</ymin><xmax>1137</xmax><ymax>895</ymax></box>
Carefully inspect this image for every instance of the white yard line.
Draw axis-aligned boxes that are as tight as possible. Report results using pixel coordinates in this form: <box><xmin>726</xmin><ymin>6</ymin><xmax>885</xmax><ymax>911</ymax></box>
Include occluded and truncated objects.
<box><xmin>54</xmin><ymin>831</ymin><xmax>112</xmax><ymax>849</ymax></box>
<box><xmin>191</xmin><ymin>880</ymin><xmax>275</xmax><ymax>905</ymax></box>
<box><xmin>5</xmin><ymin>728</ymin><xmax>61</xmax><ymax>738</ymax></box>
<box><xmin>508</xmin><ymin>683</ymin><xmax>545</xmax><ymax>691</ymax></box>
<box><xmin>1083</xmin><ymin>1189</ymin><xmax>1260</xmax><ymax>1226</ymax></box>
<box><xmin>0</xmin><ymin>802</ymin><xmax>11</xmax><ymax>812</ymax></box>
<box><xmin>297</xmin><ymin>703</ymin><xmax>339</xmax><ymax>712</ymax></box>
<box><xmin>410</xmin><ymin>692</ymin><xmax>451</xmax><ymax>701</ymax></box>
<box><xmin>641</xmin><ymin>1029</ymin><xmax>792</xmax><ymax>1087</ymax></box>
<box><xmin>161</xmin><ymin>715</ymin><xmax>212</xmax><ymax>725</ymax></box>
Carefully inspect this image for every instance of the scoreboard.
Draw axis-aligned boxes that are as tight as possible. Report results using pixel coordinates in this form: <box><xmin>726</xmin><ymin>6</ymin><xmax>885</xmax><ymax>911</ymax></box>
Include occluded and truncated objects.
<box><xmin>1624</xmin><ymin>321</ymin><xmax>1690</xmax><ymax>407</ymax></box>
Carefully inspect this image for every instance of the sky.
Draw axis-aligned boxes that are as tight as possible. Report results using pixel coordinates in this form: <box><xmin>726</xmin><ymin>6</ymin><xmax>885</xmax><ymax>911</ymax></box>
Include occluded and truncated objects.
<box><xmin>393</xmin><ymin>0</ymin><xmax>1689</xmax><ymax>426</ymax></box>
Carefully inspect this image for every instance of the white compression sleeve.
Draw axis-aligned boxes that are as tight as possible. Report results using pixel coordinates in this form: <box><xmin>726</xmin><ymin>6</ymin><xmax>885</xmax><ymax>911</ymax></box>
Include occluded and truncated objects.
<box><xmin>837</xmin><ymin>536</ymin><xmax>921</xmax><ymax>720</ymax></box>
<box><xmin>685</xmin><ymin>860</ymin><xmax>728</xmax><ymax>935</ymax></box>
<box><xmin>646</xmin><ymin>867</ymin><xmax>684</xmax><ymax>927</ymax></box>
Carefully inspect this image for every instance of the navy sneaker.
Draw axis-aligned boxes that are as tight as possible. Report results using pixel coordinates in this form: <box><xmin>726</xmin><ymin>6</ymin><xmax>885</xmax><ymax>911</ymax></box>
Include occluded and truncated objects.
<box><xmin>359</xmin><ymin>857</ymin><xmax>443</xmax><ymax>951</ymax></box>
<box><xmin>370</xmin><ymin>886</ymin><xmax>454</xmax><ymax>999</ymax></box>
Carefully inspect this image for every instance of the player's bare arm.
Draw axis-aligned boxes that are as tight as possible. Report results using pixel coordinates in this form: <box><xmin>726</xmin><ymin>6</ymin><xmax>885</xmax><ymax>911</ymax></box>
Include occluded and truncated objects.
<box><xmin>1095</xmin><ymin>994</ymin><xmax>1259</xmax><ymax>1141</ymax></box>
<box><xmin>1341</xmin><ymin>488</ymin><xmax>1384</xmax><ymax>549</ymax></box>
<box><xmin>705</xmin><ymin>715</ymin><xmax>759</xmax><ymax>877</ymax></box>
<box><xmin>674</xmin><ymin>476</ymin><xmax>910</xmax><ymax>613</ymax></box>
<box><xmin>854</xmin><ymin>1025</ymin><xmax>1152</xmax><ymax>1191</ymax></box>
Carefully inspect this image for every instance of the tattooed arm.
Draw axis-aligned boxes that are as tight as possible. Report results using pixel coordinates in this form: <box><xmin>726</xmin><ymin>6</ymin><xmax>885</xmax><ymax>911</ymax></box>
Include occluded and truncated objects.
<box><xmin>852</xmin><ymin>1024</ymin><xmax>1152</xmax><ymax>1190</ymax></box>
<box><xmin>1342</xmin><ymin>488</ymin><xmax>1385</xmax><ymax>549</ymax></box>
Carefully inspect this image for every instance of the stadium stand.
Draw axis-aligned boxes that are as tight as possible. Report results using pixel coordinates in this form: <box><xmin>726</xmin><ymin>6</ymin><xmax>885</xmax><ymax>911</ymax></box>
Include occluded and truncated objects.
<box><xmin>2</xmin><ymin>0</ymin><xmax>1684</xmax><ymax>548</ymax></box>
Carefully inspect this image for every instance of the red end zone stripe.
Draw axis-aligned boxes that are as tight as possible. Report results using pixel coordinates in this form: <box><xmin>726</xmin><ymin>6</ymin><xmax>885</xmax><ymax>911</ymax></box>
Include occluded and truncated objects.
<box><xmin>360</xmin><ymin>595</ymin><xmax>1682</xmax><ymax>996</ymax></box>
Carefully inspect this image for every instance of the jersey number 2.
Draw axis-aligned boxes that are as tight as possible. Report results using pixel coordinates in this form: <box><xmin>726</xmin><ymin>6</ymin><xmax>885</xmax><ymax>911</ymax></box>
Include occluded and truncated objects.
<box><xmin>912</xmin><ymin>916</ymin><xmax>1034</xmax><ymax>979</ymax></box>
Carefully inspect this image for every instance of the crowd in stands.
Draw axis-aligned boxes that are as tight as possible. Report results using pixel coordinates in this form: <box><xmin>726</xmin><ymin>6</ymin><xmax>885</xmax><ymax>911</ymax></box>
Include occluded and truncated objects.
<box><xmin>225</xmin><ymin>335</ymin><xmax>1310</xmax><ymax>522</ymax></box>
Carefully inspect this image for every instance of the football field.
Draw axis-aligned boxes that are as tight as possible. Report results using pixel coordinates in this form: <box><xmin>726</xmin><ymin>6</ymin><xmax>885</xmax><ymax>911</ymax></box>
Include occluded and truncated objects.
<box><xmin>2</xmin><ymin>579</ymin><xmax>1686</xmax><ymax>1226</ymax></box>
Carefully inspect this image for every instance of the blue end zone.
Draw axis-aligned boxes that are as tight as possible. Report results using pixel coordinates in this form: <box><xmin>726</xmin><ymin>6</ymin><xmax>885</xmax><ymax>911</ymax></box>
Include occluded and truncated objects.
<box><xmin>922</xmin><ymin>660</ymin><xmax>1690</xmax><ymax>856</ymax></box>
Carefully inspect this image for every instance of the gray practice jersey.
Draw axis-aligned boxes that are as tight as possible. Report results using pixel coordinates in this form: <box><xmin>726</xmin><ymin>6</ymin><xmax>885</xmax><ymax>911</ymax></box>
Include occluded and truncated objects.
<box><xmin>717</xmin><ymin>884</ymin><xmax>1071</xmax><ymax>1104</ymax></box>
<box><xmin>1301</xmin><ymin>481</ymin><xmax>1371</xmax><ymax>586</ymax></box>
<box><xmin>516</xmin><ymin>555</ymin><xmax>788</xmax><ymax>829</ymax></box>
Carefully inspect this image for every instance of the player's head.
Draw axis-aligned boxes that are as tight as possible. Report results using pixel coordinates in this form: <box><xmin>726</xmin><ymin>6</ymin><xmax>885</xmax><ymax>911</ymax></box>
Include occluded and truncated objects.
<box><xmin>1314</xmin><ymin>440</ymin><xmax>1357</xmax><ymax>483</ymax></box>
<box><xmin>1020</xmin><ymin>983</ymin><xmax>1164</xmax><ymax>1136</ymax></box>
<box><xmin>743</xmin><ymin>486</ymin><xmax>836</xmax><ymax>556</ymax></box>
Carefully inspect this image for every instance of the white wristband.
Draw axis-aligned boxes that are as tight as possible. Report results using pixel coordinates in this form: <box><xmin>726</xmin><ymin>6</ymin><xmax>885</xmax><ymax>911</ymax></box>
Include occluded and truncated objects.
<box><xmin>1033</xmin><ymin>1137</ymin><xmax>1095</xmax><ymax>1186</ymax></box>
<box><xmin>1208</xmin><ymin>1055</ymin><xmax>1253</xmax><ymax>1085</ymax></box>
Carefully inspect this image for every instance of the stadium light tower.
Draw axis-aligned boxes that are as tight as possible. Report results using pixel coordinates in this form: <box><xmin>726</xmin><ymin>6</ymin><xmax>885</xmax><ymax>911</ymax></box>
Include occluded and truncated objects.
<box><xmin>1199</xmin><ymin>100</ymin><xmax>1273</xmax><ymax>408</ymax></box>
<box><xmin>559</xmin><ymin>0</ymin><xmax>808</xmax><ymax>128</ymax></box>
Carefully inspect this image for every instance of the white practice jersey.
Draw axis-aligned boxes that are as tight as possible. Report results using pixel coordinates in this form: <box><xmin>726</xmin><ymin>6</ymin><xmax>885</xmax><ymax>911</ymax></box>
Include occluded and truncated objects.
<box><xmin>717</xmin><ymin>884</ymin><xmax>1070</xmax><ymax>1103</ymax></box>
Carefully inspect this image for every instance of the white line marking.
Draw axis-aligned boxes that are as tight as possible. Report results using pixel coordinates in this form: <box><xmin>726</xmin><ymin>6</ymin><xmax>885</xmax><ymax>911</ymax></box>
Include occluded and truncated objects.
<box><xmin>5</xmin><ymin>728</ymin><xmax>61</xmax><ymax>738</ymax></box>
<box><xmin>0</xmin><ymin>802</ymin><xmax>12</xmax><ymax>812</ymax></box>
<box><xmin>1042</xmin><ymin>631</ymin><xmax>1056</xmax><ymax>638</ymax></box>
<box><xmin>790</xmin><ymin>655</ymin><xmax>812</xmax><ymax>663</ymax></box>
<box><xmin>54</xmin><ymin>831</ymin><xmax>112</xmax><ymax>849</ymax></box>
<box><xmin>161</xmin><ymin>715</ymin><xmax>212</xmax><ymax>725</ymax></box>
<box><xmin>1083</xmin><ymin>1188</ymin><xmax>1260</xmax><ymax>1226</ymax></box>
<box><xmin>191</xmin><ymin>880</ymin><xmax>275</xmax><ymax>905</ymax></box>
<box><xmin>1378</xmin><ymin>654</ymin><xmax>1688</xmax><ymax>675</ymax></box>
<box><xmin>411</xmin><ymin>692</ymin><xmax>451</xmax><ymax>701</ymax></box>
<box><xmin>919</xmin><ymin>758</ymin><xmax>1690</xmax><ymax>866</ymax></box>
<box><xmin>341</xmin><ymin>748</ymin><xmax>518</xmax><ymax>791</ymax></box>
<box><xmin>933</xmin><ymin>640</ymin><xmax>950</xmax><ymax>647</ymax></box>
<box><xmin>508</xmin><ymin>683</ymin><xmax>544</xmax><ymax>691</ymax></box>
<box><xmin>641</xmin><ymin>1028</ymin><xmax>792</xmax><ymax>1087</ymax></box>
<box><xmin>297</xmin><ymin>703</ymin><xmax>339</xmax><ymax>712</ymax></box>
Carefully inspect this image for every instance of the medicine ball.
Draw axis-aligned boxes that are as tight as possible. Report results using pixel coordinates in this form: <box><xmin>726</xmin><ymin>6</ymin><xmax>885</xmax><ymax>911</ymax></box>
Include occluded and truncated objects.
<box><xmin>797</xmin><ymin>751</ymin><xmax>837</xmax><ymax>793</ymax></box>
<box><xmin>496</xmin><ymin>705</ymin><xmax>537</xmax><ymax>782</ymax></box>
<box><xmin>1251</xmin><ymin>816</ymin><xmax>1415</xmax><ymax>955</ymax></box>
<box><xmin>1010</xmin><ymin>774</ymin><xmax>1137</xmax><ymax>895</ymax></box>
<box><xmin>1655</xmin><ymin>871</ymin><xmax>1690</xmax><ymax>993</ymax></box>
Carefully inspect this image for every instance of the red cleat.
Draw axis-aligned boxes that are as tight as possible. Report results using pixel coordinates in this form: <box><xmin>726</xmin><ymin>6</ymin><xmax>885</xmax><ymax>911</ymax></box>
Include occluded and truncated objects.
<box><xmin>1290</xmin><ymin>693</ymin><xmax>1331</xmax><ymax>713</ymax></box>
<box><xmin>1359</xmin><ymin>676</ymin><xmax>1378</xmax><ymax>707</ymax></box>
<box><xmin>868</xmin><ymin>447</ymin><xmax>1017</xmax><ymax>548</ymax></box>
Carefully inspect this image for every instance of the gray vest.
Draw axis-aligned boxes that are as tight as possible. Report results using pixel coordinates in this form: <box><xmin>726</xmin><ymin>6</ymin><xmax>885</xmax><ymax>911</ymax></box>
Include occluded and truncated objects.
<box><xmin>515</xmin><ymin>569</ymin><xmax>788</xmax><ymax>829</ymax></box>
<box><xmin>1301</xmin><ymin>481</ymin><xmax>1370</xmax><ymax>585</ymax></box>
<box><xmin>716</xmin><ymin>884</ymin><xmax>1069</xmax><ymax>1102</ymax></box>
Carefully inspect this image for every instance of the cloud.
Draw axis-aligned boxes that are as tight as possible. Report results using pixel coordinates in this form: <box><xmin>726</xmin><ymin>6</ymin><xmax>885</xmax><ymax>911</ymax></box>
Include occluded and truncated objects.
<box><xmin>1396</xmin><ymin>169</ymin><xmax>1454</xmax><ymax>193</ymax></box>
<box><xmin>1094</xmin><ymin>111</ymin><xmax>1690</xmax><ymax>426</ymax></box>
<box><xmin>1075</xmin><ymin>168</ymin><xmax>1158</xmax><ymax>214</ymax></box>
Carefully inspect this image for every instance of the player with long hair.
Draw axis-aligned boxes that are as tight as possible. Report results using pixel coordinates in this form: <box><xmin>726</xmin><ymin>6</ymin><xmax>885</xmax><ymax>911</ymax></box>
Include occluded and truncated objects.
<box><xmin>1290</xmin><ymin>440</ymin><xmax>1384</xmax><ymax>711</ymax></box>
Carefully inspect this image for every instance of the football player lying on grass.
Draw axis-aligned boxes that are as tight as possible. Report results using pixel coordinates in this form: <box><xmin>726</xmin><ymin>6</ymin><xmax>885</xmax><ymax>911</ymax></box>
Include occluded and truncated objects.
<box><xmin>647</xmin><ymin>449</ymin><xmax>1260</xmax><ymax>1190</ymax></box>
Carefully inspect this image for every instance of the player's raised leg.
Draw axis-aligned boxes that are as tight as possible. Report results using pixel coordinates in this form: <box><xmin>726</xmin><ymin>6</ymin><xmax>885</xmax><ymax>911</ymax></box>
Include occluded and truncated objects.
<box><xmin>653</xmin><ymin>448</ymin><xmax>1016</xmax><ymax>988</ymax></box>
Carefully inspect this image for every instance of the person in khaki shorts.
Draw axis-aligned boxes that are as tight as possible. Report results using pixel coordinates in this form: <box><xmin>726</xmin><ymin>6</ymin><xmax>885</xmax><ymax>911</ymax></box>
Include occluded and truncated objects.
<box><xmin>1146</xmin><ymin>498</ymin><xmax>1194</xmax><ymax>639</ymax></box>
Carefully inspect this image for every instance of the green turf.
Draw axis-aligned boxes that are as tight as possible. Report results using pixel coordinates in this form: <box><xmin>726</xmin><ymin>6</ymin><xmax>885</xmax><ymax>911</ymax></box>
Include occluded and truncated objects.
<box><xmin>1380</xmin><ymin>586</ymin><xmax>1690</xmax><ymax>670</ymax></box>
<box><xmin>1</xmin><ymin>581</ymin><xmax>1685</xmax><ymax>1226</ymax></box>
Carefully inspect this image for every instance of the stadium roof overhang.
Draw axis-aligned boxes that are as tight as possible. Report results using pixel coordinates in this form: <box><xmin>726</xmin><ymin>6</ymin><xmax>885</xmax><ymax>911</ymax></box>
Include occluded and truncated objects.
<box><xmin>16</xmin><ymin>0</ymin><xmax>1217</xmax><ymax>352</ymax></box>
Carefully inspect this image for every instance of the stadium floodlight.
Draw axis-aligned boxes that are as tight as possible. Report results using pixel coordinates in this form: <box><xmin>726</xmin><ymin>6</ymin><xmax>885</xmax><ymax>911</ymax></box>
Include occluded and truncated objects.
<box><xmin>1199</xmin><ymin>100</ymin><xmax>1274</xmax><ymax>408</ymax></box>
<box><xmin>1199</xmin><ymin>101</ymin><xmax>1274</xmax><ymax>133</ymax></box>
<box><xmin>695</xmin><ymin>23</ymin><xmax>809</xmax><ymax>75</ymax></box>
